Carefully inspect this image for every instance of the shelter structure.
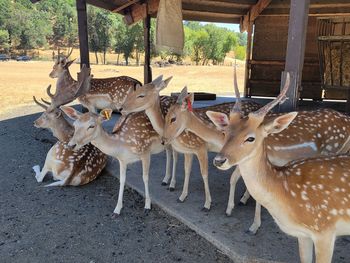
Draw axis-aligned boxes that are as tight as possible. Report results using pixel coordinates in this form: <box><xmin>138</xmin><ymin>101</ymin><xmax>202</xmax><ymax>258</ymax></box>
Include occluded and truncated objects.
<box><xmin>31</xmin><ymin>0</ymin><xmax>350</xmax><ymax>112</ymax></box>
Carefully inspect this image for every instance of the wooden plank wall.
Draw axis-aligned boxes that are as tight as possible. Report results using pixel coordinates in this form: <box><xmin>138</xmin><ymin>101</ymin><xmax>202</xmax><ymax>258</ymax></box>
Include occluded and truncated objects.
<box><xmin>248</xmin><ymin>16</ymin><xmax>322</xmax><ymax>100</ymax></box>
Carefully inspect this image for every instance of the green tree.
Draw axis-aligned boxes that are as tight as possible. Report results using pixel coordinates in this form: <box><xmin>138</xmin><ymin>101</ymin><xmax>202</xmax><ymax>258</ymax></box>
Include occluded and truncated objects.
<box><xmin>0</xmin><ymin>29</ymin><xmax>10</xmax><ymax>52</ymax></box>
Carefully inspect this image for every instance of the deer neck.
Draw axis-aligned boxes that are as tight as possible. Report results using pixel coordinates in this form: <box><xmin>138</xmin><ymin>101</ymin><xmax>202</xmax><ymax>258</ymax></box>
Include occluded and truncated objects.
<box><xmin>52</xmin><ymin>118</ymin><xmax>74</xmax><ymax>142</ymax></box>
<box><xmin>144</xmin><ymin>97</ymin><xmax>165</xmax><ymax>136</ymax></box>
<box><xmin>90</xmin><ymin>127</ymin><xmax>122</xmax><ymax>157</ymax></box>
<box><xmin>186</xmin><ymin>112</ymin><xmax>224</xmax><ymax>149</ymax></box>
<box><xmin>238</xmin><ymin>142</ymin><xmax>286</xmax><ymax>209</ymax></box>
<box><xmin>57</xmin><ymin>69</ymin><xmax>76</xmax><ymax>89</ymax></box>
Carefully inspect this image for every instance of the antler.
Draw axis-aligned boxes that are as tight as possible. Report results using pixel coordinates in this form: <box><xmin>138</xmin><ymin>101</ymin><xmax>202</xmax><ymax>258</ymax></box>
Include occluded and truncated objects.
<box><xmin>67</xmin><ymin>47</ymin><xmax>73</xmax><ymax>59</ymax></box>
<box><xmin>46</xmin><ymin>84</ymin><xmax>54</xmax><ymax>98</ymax></box>
<box><xmin>231</xmin><ymin>61</ymin><xmax>241</xmax><ymax>114</ymax></box>
<box><xmin>41</xmin><ymin>98</ymin><xmax>51</xmax><ymax>105</ymax></box>
<box><xmin>252</xmin><ymin>72</ymin><xmax>290</xmax><ymax>117</ymax></box>
<box><xmin>33</xmin><ymin>96</ymin><xmax>48</xmax><ymax>110</ymax></box>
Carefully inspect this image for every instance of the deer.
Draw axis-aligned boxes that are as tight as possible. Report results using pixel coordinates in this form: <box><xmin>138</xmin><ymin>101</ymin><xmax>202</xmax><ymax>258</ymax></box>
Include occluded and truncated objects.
<box><xmin>60</xmin><ymin>106</ymin><xmax>170</xmax><ymax>216</ymax></box>
<box><xmin>120</xmin><ymin>75</ymin><xmax>261</xmax><ymax>211</ymax></box>
<box><xmin>210</xmin><ymin>73</ymin><xmax>350</xmax><ymax>262</ymax></box>
<box><xmin>48</xmin><ymin>48</ymin><xmax>143</xmax><ymax>113</ymax></box>
<box><xmin>32</xmin><ymin>93</ymin><xmax>107</xmax><ymax>186</ymax></box>
<box><xmin>163</xmin><ymin>67</ymin><xmax>350</xmax><ymax>235</ymax></box>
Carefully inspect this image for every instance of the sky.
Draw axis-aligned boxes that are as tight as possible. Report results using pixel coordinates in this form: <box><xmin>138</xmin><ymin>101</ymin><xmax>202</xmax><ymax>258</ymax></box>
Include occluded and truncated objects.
<box><xmin>202</xmin><ymin>22</ymin><xmax>240</xmax><ymax>32</ymax></box>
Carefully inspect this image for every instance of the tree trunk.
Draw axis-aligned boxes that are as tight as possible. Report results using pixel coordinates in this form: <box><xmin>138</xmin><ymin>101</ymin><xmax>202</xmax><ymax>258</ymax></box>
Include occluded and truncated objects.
<box><xmin>125</xmin><ymin>56</ymin><xmax>129</xmax><ymax>66</ymax></box>
<box><xmin>103</xmin><ymin>50</ymin><xmax>106</xmax><ymax>65</ymax></box>
<box><xmin>95</xmin><ymin>51</ymin><xmax>98</xmax><ymax>64</ymax></box>
<box><xmin>117</xmin><ymin>53</ymin><xmax>120</xmax><ymax>65</ymax></box>
<box><xmin>136</xmin><ymin>49</ymin><xmax>139</xmax><ymax>66</ymax></box>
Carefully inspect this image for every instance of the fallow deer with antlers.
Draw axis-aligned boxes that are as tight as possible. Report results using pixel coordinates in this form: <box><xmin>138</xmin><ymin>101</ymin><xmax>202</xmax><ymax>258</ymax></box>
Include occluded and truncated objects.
<box><xmin>120</xmin><ymin>76</ymin><xmax>261</xmax><ymax>210</ymax></box>
<box><xmin>32</xmin><ymin>86</ymin><xmax>107</xmax><ymax>186</ymax></box>
<box><xmin>61</xmin><ymin>106</ymin><xmax>171</xmax><ymax>216</ymax></box>
<box><xmin>49</xmin><ymin>49</ymin><xmax>142</xmax><ymax>113</ymax></box>
<box><xmin>164</xmin><ymin>67</ymin><xmax>350</xmax><ymax>235</ymax></box>
<box><xmin>211</xmin><ymin>73</ymin><xmax>350</xmax><ymax>262</ymax></box>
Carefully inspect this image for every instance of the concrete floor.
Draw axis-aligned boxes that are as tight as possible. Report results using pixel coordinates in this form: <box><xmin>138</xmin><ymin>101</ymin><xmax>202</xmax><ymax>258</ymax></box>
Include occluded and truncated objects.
<box><xmin>103</xmin><ymin>98</ymin><xmax>350</xmax><ymax>263</ymax></box>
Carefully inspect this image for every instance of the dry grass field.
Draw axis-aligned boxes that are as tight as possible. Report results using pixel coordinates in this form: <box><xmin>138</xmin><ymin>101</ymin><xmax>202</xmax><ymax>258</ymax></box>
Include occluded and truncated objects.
<box><xmin>0</xmin><ymin>60</ymin><xmax>245</xmax><ymax>115</ymax></box>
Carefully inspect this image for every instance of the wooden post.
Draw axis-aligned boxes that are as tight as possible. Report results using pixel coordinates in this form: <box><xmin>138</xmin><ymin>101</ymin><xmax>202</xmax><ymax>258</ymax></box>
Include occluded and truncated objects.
<box><xmin>244</xmin><ymin>22</ymin><xmax>253</xmax><ymax>97</ymax></box>
<box><xmin>279</xmin><ymin>0</ymin><xmax>310</xmax><ymax>112</ymax></box>
<box><xmin>76</xmin><ymin>0</ymin><xmax>90</xmax><ymax>68</ymax></box>
<box><xmin>143</xmin><ymin>8</ymin><xmax>152</xmax><ymax>84</ymax></box>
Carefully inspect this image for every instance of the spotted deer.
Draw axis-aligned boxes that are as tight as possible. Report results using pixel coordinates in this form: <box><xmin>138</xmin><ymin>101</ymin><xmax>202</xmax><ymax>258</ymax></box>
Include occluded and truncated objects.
<box><xmin>61</xmin><ymin>106</ymin><xmax>169</xmax><ymax>216</ymax></box>
<box><xmin>212</xmin><ymin>74</ymin><xmax>350</xmax><ymax>262</ymax></box>
<box><xmin>163</xmin><ymin>69</ymin><xmax>348</xmax><ymax>233</ymax></box>
<box><xmin>32</xmin><ymin>96</ymin><xmax>107</xmax><ymax>186</ymax></box>
<box><xmin>120</xmin><ymin>75</ymin><xmax>261</xmax><ymax>210</ymax></box>
<box><xmin>49</xmin><ymin>49</ymin><xmax>142</xmax><ymax>113</ymax></box>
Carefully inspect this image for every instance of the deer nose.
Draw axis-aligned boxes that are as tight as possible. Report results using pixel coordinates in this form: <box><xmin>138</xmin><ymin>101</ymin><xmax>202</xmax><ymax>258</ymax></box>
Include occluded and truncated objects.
<box><xmin>213</xmin><ymin>156</ymin><xmax>227</xmax><ymax>167</ymax></box>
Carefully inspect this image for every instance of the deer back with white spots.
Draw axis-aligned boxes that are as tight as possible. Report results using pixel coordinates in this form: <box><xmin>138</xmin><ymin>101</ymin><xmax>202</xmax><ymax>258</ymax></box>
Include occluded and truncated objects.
<box><xmin>212</xmin><ymin>73</ymin><xmax>350</xmax><ymax>263</ymax></box>
<box><xmin>32</xmin><ymin>95</ymin><xmax>107</xmax><ymax>186</ymax></box>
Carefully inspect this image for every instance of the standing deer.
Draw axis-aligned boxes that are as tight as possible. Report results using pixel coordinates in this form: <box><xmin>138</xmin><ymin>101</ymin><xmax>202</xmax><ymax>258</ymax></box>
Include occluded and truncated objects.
<box><xmin>212</xmin><ymin>74</ymin><xmax>350</xmax><ymax>262</ymax></box>
<box><xmin>61</xmin><ymin>106</ymin><xmax>169</xmax><ymax>216</ymax></box>
<box><xmin>162</xmin><ymin>69</ymin><xmax>350</xmax><ymax>234</ymax></box>
<box><xmin>32</xmin><ymin>95</ymin><xmax>107</xmax><ymax>186</ymax></box>
<box><xmin>49</xmin><ymin>49</ymin><xmax>142</xmax><ymax>113</ymax></box>
<box><xmin>120</xmin><ymin>75</ymin><xmax>261</xmax><ymax>210</ymax></box>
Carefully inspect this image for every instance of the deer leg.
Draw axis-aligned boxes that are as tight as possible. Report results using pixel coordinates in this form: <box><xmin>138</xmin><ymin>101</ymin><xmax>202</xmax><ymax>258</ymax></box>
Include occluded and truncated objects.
<box><xmin>196</xmin><ymin>149</ymin><xmax>211</xmax><ymax>211</ymax></box>
<box><xmin>239</xmin><ymin>189</ymin><xmax>251</xmax><ymax>205</ymax></box>
<box><xmin>298</xmin><ymin>237</ymin><xmax>313</xmax><ymax>263</ymax></box>
<box><xmin>226</xmin><ymin>167</ymin><xmax>241</xmax><ymax>216</ymax></box>
<box><xmin>169</xmin><ymin>149</ymin><xmax>178</xmax><ymax>191</ymax></box>
<box><xmin>141</xmin><ymin>155</ymin><xmax>151</xmax><ymax>212</ymax></box>
<box><xmin>178</xmin><ymin>153</ymin><xmax>193</xmax><ymax>202</ymax></box>
<box><xmin>314</xmin><ymin>234</ymin><xmax>335</xmax><ymax>263</ymax></box>
<box><xmin>161</xmin><ymin>146</ymin><xmax>172</xmax><ymax>185</ymax></box>
<box><xmin>247</xmin><ymin>202</ymin><xmax>262</xmax><ymax>235</ymax></box>
<box><xmin>113</xmin><ymin>160</ymin><xmax>127</xmax><ymax>216</ymax></box>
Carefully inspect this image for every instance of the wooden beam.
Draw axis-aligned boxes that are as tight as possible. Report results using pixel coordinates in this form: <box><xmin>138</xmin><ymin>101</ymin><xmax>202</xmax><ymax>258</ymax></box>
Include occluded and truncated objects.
<box><xmin>244</xmin><ymin>23</ymin><xmax>253</xmax><ymax>97</ymax></box>
<box><xmin>86</xmin><ymin>0</ymin><xmax>116</xmax><ymax>11</ymax></box>
<box><xmin>124</xmin><ymin>0</ymin><xmax>159</xmax><ymax>25</ymax></box>
<box><xmin>183</xmin><ymin>0</ymin><xmax>253</xmax><ymax>9</ymax></box>
<box><xmin>279</xmin><ymin>0</ymin><xmax>310</xmax><ymax>112</ymax></box>
<box><xmin>182</xmin><ymin>2</ymin><xmax>247</xmax><ymax>15</ymax></box>
<box><xmin>76</xmin><ymin>0</ymin><xmax>90</xmax><ymax>68</ymax></box>
<box><xmin>241</xmin><ymin>0</ymin><xmax>272</xmax><ymax>32</ymax></box>
<box><xmin>143</xmin><ymin>10</ymin><xmax>152</xmax><ymax>84</ymax></box>
<box><xmin>182</xmin><ymin>13</ymin><xmax>241</xmax><ymax>24</ymax></box>
<box><xmin>112</xmin><ymin>0</ymin><xmax>140</xmax><ymax>13</ymax></box>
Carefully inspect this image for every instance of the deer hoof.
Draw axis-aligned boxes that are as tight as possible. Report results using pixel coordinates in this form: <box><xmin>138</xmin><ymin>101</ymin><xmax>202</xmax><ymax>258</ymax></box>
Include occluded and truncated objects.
<box><xmin>177</xmin><ymin>198</ymin><xmax>185</xmax><ymax>203</ymax></box>
<box><xmin>161</xmin><ymin>182</ymin><xmax>167</xmax><ymax>186</ymax></box>
<box><xmin>245</xmin><ymin>229</ymin><xmax>257</xmax><ymax>236</ymax></box>
<box><xmin>238</xmin><ymin>201</ymin><xmax>246</xmax><ymax>206</ymax></box>
<box><xmin>168</xmin><ymin>187</ymin><xmax>175</xmax><ymax>192</ymax></box>
<box><xmin>144</xmin><ymin>209</ymin><xmax>151</xmax><ymax>215</ymax></box>
<box><xmin>201</xmin><ymin>207</ymin><xmax>210</xmax><ymax>212</ymax></box>
<box><xmin>111</xmin><ymin>213</ymin><xmax>119</xmax><ymax>219</ymax></box>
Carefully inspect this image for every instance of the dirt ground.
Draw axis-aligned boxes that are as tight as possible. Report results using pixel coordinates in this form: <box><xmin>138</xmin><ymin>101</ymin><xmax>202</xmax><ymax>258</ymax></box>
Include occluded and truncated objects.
<box><xmin>0</xmin><ymin>107</ymin><xmax>231</xmax><ymax>263</ymax></box>
<box><xmin>0</xmin><ymin>60</ymin><xmax>245</xmax><ymax>115</ymax></box>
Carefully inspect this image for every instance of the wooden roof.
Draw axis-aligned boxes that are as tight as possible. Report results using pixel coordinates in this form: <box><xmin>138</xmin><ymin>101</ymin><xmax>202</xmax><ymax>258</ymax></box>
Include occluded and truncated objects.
<box><xmin>86</xmin><ymin>0</ymin><xmax>350</xmax><ymax>26</ymax></box>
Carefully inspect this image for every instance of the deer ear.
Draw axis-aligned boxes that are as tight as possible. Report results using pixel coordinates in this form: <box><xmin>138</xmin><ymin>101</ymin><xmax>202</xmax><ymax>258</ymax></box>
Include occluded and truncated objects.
<box><xmin>180</xmin><ymin>93</ymin><xmax>194</xmax><ymax>112</ymax></box>
<box><xmin>263</xmin><ymin>112</ymin><xmax>298</xmax><ymax>134</ymax></box>
<box><xmin>60</xmin><ymin>106</ymin><xmax>81</xmax><ymax>120</ymax></box>
<box><xmin>100</xmin><ymin>108</ymin><xmax>113</xmax><ymax>122</ymax></box>
<box><xmin>206</xmin><ymin>111</ymin><xmax>229</xmax><ymax>130</ymax></box>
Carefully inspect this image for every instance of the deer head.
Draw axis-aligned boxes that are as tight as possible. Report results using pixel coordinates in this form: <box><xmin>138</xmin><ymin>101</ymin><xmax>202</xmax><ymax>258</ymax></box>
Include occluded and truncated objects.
<box><xmin>49</xmin><ymin>48</ymin><xmax>75</xmax><ymax>78</ymax></box>
<box><xmin>33</xmin><ymin>95</ymin><xmax>62</xmax><ymax>129</ymax></box>
<box><xmin>121</xmin><ymin>75</ymin><xmax>173</xmax><ymax>114</ymax></box>
<box><xmin>163</xmin><ymin>86</ymin><xmax>194</xmax><ymax>143</ymax></box>
<box><xmin>48</xmin><ymin>64</ymin><xmax>92</xmax><ymax>110</ymax></box>
<box><xmin>61</xmin><ymin>106</ymin><xmax>112</xmax><ymax>151</ymax></box>
<box><xmin>210</xmin><ymin>73</ymin><xmax>295</xmax><ymax>170</ymax></box>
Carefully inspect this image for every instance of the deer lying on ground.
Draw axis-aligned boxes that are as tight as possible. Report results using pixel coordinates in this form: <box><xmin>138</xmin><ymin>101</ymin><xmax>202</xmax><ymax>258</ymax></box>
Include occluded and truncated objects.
<box><xmin>120</xmin><ymin>75</ymin><xmax>261</xmax><ymax>210</ymax></box>
<box><xmin>49</xmin><ymin>49</ymin><xmax>142</xmax><ymax>113</ymax></box>
<box><xmin>61</xmin><ymin>106</ymin><xmax>169</xmax><ymax>216</ymax></box>
<box><xmin>212</xmin><ymin>74</ymin><xmax>350</xmax><ymax>262</ymax></box>
<box><xmin>163</xmin><ymin>69</ymin><xmax>350</xmax><ymax>234</ymax></box>
<box><xmin>32</xmin><ymin>94</ymin><xmax>107</xmax><ymax>186</ymax></box>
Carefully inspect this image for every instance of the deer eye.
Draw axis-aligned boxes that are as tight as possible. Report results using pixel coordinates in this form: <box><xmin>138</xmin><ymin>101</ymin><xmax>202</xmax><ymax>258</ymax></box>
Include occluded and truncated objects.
<box><xmin>137</xmin><ymin>94</ymin><xmax>145</xmax><ymax>98</ymax></box>
<box><xmin>87</xmin><ymin>125</ymin><xmax>95</xmax><ymax>130</ymax></box>
<box><xmin>170</xmin><ymin>117</ymin><xmax>176</xmax><ymax>123</ymax></box>
<box><xmin>245</xmin><ymin>136</ymin><xmax>255</xmax><ymax>143</ymax></box>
